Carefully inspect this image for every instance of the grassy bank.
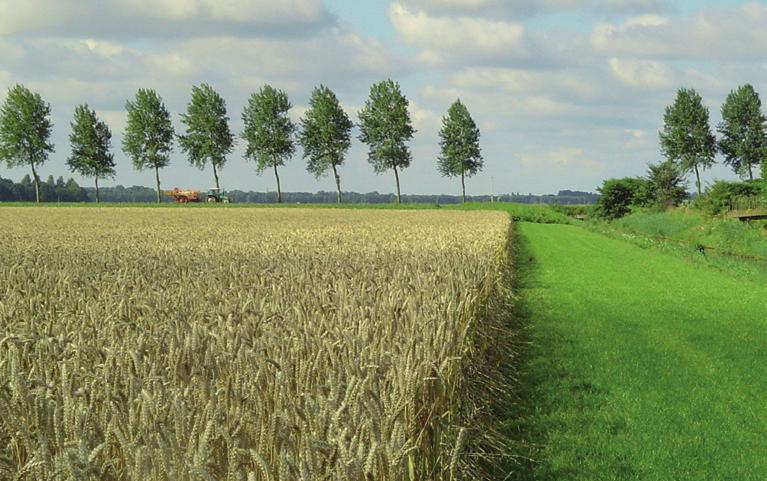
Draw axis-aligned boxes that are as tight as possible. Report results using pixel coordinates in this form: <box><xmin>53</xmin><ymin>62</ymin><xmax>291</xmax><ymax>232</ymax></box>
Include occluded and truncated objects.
<box><xmin>605</xmin><ymin>209</ymin><xmax>767</xmax><ymax>259</ymax></box>
<box><xmin>506</xmin><ymin>223</ymin><xmax>767</xmax><ymax>480</ymax></box>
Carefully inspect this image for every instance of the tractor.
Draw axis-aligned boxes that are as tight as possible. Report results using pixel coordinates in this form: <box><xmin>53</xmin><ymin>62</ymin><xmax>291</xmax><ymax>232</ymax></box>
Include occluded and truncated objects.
<box><xmin>205</xmin><ymin>188</ymin><xmax>231</xmax><ymax>203</ymax></box>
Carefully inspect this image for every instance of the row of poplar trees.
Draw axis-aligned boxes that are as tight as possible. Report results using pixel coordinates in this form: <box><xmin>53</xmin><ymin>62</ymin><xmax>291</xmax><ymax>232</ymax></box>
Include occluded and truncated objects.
<box><xmin>660</xmin><ymin>84</ymin><xmax>767</xmax><ymax>195</ymax></box>
<box><xmin>0</xmin><ymin>81</ymin><xmax>483</xmax><ymax>204</ymax></box>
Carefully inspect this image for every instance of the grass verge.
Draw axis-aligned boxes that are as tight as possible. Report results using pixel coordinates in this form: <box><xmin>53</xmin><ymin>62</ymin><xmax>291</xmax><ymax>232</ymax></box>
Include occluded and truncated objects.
<box><xmin>505</xmin><ymin>223</ymin><xmax>767</xmax><ymax>480</ymax></box>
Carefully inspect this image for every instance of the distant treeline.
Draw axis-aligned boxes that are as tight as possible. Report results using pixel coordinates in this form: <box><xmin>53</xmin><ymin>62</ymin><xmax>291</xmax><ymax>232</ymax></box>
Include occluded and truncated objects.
<box><xmin>0</xmin><ymin>175</ymin><xmax>89</xmax><ymax>202</ymax></box>
<box><xmin>0</xmin><ymin>175</ymin><xmax>597</xmax><ymax>205</ymax></box>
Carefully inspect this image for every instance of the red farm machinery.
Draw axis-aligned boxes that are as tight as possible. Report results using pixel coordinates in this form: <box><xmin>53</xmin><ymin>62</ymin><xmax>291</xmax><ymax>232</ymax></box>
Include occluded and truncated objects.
<box><xmin>165</xmin><ymin>188</ymin><xmax>232</xmax><ymax>204</ymax></box>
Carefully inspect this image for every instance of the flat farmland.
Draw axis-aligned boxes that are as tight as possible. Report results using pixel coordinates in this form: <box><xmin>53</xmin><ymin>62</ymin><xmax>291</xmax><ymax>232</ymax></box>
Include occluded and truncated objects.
<box><xmin>0</xmin><ymin>208</ymin><xmax>514</xmax><ymax>481</ymax></box>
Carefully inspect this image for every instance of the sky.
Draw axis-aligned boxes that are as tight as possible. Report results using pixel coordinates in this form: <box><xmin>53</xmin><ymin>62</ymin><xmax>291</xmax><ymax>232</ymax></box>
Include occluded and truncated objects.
<box><xmin>1</xmin><ymin>0</ymin><xmax>766</xmax><ymax>196</ymax></box>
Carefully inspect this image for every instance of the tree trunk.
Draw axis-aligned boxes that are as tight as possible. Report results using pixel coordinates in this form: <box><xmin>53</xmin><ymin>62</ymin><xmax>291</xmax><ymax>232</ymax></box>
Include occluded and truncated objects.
<box><xmin>212</xmin><ymin>163</ymin><xmax>220</xmax><ymax>190</ymax></box>
<box><xmin>748</xmin><ymin>163</ymin><xmax>754</xmax><ymax>181</ymax></box>
<box><xmin>694</xmin><ymin>165</ymin><xmax>701</xmax><ymax>197</ymax></box>
<box><xmin>155</xmin><ymin>166</ymin><xmax>162</xmax><ymax>204</ymax></box>
<box><xmin>273</xmin><ymin>164</ymin><xmax>281</xmax><ymax>203</ymax></box>
<box><xmin>332</xmin><ymin>164</ymin><xmax>342</xmax><ymax>204</ymax></box>
<box><xmin>461</xmin><ymin>168</ymin><xmax>466</xmax><ymax>204</ymax></box>
<box><xmin>393</xmin><ymin>166</ymin><xmax>401</xmax><ymax>205</ymax></box>
<box><xmin>31</xmin><ymin>163</ymin><xmax>40</xmax><ymax>204</ymax></box>
<box><xmin>95</xmin><ymin>176</ymin><xmax>100</xmax><ymax>204</ymax></box>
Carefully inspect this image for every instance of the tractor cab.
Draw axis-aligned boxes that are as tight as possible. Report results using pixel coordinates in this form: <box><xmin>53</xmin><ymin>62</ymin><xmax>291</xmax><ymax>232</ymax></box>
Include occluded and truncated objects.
<box><xmin>206</xmin><ymin>188</ymin><xmax>231</xmax><ymax>203</ymax></box>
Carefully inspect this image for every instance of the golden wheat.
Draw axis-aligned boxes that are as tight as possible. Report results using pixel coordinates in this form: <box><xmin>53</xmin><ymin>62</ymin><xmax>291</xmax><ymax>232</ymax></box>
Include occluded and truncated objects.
<box><xmin>0</xmin><ymin>207</ymin><xmax>514</xmax><ymax>481</ymax></box>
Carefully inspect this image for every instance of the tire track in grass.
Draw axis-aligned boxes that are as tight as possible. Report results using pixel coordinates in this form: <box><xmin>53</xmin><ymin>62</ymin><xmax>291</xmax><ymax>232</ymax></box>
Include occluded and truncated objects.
<box><xmin>506</xmin><ymin>223</ymin><xmax>767</xmax><ymax>481</ymax></box>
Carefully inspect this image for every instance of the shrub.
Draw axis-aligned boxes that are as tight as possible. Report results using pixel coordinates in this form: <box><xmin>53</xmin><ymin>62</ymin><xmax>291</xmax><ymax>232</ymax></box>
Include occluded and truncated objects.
<box><xmin>595</xmin><ymin>177</ymin><xmax>648</xmax><ymax>219</ymax></box>
<box><xmin>645</xmin><ymin>160</ymin><xmax>689</xmax><ymax>208</ymax></box>
<box><xmin>693</xmin><ymin>180</ymin><xmax>766</xmax><ymax>215</ymax></box>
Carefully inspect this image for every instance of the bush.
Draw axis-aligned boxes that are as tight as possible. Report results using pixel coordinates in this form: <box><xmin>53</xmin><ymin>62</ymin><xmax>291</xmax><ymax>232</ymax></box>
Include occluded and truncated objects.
<box><xmin>645</xmin><ymin>160</ymin><xmax>688</xmax><ymax>208</ymax></box>
<box><xmin>693</xmin><ymin>180</ymin><xmax>766</xmax><ymax>215</ymax></box>
<box><xmin>550</xmin><ymin>204</ymin><xmax>592</xmax><ymax>217</ymax></box>
<box><xmin>595</xmin><ymin>177</ymin><xmax>647</xmax><ymax>219</ymax></box>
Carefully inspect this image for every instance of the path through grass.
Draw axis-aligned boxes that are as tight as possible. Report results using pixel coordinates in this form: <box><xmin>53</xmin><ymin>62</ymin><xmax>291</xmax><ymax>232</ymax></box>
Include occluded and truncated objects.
<box><xmin>508</xmin><ymin>223</ymin><xmax>767</xmax><ymax>480</ymax></box>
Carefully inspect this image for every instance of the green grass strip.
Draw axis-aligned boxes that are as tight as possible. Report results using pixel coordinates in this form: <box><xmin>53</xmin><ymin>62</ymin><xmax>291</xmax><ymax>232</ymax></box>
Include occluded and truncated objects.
<box><xmin>506</xmin><ymin>223</ymin><xmax>767</xmax><ymax>481</ymax></box>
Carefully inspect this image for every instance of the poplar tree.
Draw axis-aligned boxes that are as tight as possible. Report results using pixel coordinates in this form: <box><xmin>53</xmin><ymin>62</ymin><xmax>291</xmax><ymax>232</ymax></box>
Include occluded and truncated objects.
<box><xmin>0</xmin><ymin>85</ymin><xmax>54</xmax><ymax>203</ymax></box>
<box><xmin>358</xmin><ymin>79</ymin><xmax>415</xmax><ymax>204</ymax></box>
<box><xmin>718</xmin><ymin>84</ymin><xmax>767</xmax><ymax>180</ymax></box>
<box><xmin>299</xmin><ymin>85</ymin><xmax>353</xmax><ymax>204</ymax></box>
<box><xmin>659</xmin><ymin>88</ymin><xmax>716</xmax><ymax>196</ymax></box>
<box><xmin>241</xmin><ymin>85</ymin><xmax>295</xmax><ymax>203</ymax></box>
<box><xmin>67</xmin><ymin>105</ymin><xmax>115</xmax><ymax>203</ymax></box>
<box><xmin>123</xmin><ymin>89</ymin><xmax>174</xmax><ymax>203</ymax></box>
<box><xmin>178</xmin><ymin>83</ymin><xmax>234</xmax><ymax>190</ymax></box>
<box><xmin>437</xmin><ymin>99</ymin><xmax>483</xmax><ymax>203</ymax></box>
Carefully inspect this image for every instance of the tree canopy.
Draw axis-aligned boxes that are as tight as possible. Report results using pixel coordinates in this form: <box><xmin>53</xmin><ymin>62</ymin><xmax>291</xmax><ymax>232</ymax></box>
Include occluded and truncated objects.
<box><xmin>645</xmin><ymin>160</ymin><xmax>688</xmax><ymax>208</ymax></box>
<box><xmin>595</xmin><ymin>177</ymin><xmax>647</xmax><ymax>219</ymax></box>
<box><xmin>659</xmin><ymin>88</ymin><xmax>716</xmax><ymax>196</ymax></box>
<box><xmin>358</xmin><ymin>79</ymin><xmax>415</xmax><ymax>204</ymax></box>
<box><xmin>437</xmin><ymin>99</ymin><xmax>483</xmax><ymax>202</ymax></box>
<box><xmin>123</xmin><ymin>88</ymin><xmax>175</xmax><ymax>202</ymax></box>
<box><xmin>67</xmin><ymin>105</ymin><xmax>116</xmax><ymax>203</ymax></box>
<box><xmin>241</xmin><ymin>85</ymin><xmax>295</xmax><ymax>203</ymax></box>
<box><xmin>178</xmin><ymin>83</ymin><xmax>234</xmax><ymax>190</ymax></box>
<box><xmin>299</xmin><ymin>85</ymin><xmax>353</xmax><ymax>203</ymax></box>
<box><xmin>718</xmin><ymin>84</ymin><xmax>767</xmax><ymax>181</ymax></box>
<box><xmin>0</xmin><ymin>84</ymin><xmax>54</xmax><ymax>203</ymax></box>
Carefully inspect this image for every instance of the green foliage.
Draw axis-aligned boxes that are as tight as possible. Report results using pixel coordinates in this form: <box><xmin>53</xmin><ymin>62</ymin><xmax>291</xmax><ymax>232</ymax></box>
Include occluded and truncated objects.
<box><xmin>123</xmin><ymin>89</ymin><xmax>174</xmax><ymax>202</ymax></box>
<box><xmin>178</xmin><ymin>83</ymin><xmax>234</xmax><ymax>189</ymax></box>
<box><xmin>438</xmin><ymin>99</ymin><xmax>482</xmax><ymax>201</ymax></box>
<box><xmin>693</xmin><ymin>179</ymin><xmax>766</xmax><ymax>214</ymax></box>
<box><xmin>241</xmin><ymin>85</ymin><xmax>295</xmax><ymax>203</ymax></box>
<box><xmin>595</xmin><ymin>177</ymin><xmax>647</xmax><ymax>219</ymax></box>
<box><xmin>299</xmin><ymin>85</ymin><xmax>352</xmax><ymax>203</ymax></box>
<box><xmin>611</xmin><ymin>210</ymin><xmax>704</xmax><ymax>238</ymax></box>
<box><xmin>358</xmin><ymin>80</ymin><xmax>415</xmax><ymax>203</ymax></box>
<box><xmin>299</xmin><ymin>86</ymin><xmax>352</xmax><ymax>176</ymax></box>
<box><xmin>67</xmin><ymin>105</ymin><xmax>116</xmax><ymax>180</ymax></box>
<box><xmin>549</xmin><ymin>204</ymin><xmax>592</xmax><ymax>217</ymax></box>
<box><xmin>604</xmin><ymin>208</ymin><xmax>767</xmax><ymax>262</ymax></box>
<box><xmin>659</xmin><ymin>88</ymin><xmax>717</xmax><ymax>195</ymax></box>
<box><xmin>645</xmin><ymin>160</ymin><xmax>688</xmax><ymax>208</ymax></box>
<box><xmin>0</xmin><ymin>84</ymin><xmax>54</xmax><ymax>203</ymax></box>
<box><xmin>0</xmin><ymin>174</ymin><xmax>88</xmax><ymax>202</ymax></box>
<box><xmin>358</xmin><ymin>80</ymin><xmax>415</xmax><ymax>173</ymax></box>
<box><xmin>241</xmin><ymin>85</ymin><xmax>296</xmax><ymax>173</ymax></box>
<box><xmin>717</xmin><ymin>84</ymin><xmax>767</xmax><ymax>180</ymax></box>
<box><xmin>123</xmin><ymin>89</ymin><xmax>174</xmax><ymax>171</ymax></box>
<box><xmin>437</xmin><ymin>100</ymin><xmax>482</xmax><ymax>176</ymax></box>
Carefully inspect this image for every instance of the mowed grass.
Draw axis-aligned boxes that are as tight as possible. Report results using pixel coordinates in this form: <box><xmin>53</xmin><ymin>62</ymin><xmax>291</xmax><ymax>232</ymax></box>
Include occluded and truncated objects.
<box><xmin>508</xmin><ymin>223</ymin><xmax>767</xmax><ymax>481</ymax></box>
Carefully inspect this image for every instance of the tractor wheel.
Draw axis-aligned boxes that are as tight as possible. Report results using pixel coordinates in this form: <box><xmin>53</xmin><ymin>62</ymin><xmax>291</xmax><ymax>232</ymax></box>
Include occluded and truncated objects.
<box><xmin>178</xmin><ymin>196</ymin><xmax>188</xmax><ymax>204</ymax></box>
<box><xmin>222</xmin><ymin>198</ymin><xmax>230</xmax><ymax>204</ymax></box>
<box><xmin>207</xmin><ymin>196</ymin><xmax>217</xmax><ymax>203</ymax></box>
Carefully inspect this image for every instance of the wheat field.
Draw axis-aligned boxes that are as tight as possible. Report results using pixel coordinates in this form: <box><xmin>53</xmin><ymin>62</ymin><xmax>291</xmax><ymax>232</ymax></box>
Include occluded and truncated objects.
<box><xmin>0</xmin><ymin>207</ymin><xmax>515</xmax><ymax>481</ymax></box>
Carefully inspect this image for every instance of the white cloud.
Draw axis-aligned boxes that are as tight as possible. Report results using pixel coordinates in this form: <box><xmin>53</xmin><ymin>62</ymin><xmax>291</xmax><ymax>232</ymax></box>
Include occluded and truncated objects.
<box><xmin>591</xmin><ymin>3</ymin><xmax>767</xmax><ymax>60</ymax></box>
<box><xmin>395</xmin><ymin>0</ymin><xmax>666</xmax><ymax>17</ymax></box>
<box><xmin>0</xmin><ymin>0</ymin><xmax>333</xmax><ymax>38</ymax></box>
<box><xmin>608</xmin><ymin>58</ymin><xmax>672</xmax><ymax>90</ymax></box>
<box><xmin>520</xmin><ymin>147</ymin><xmax>603</xmax><ymax>170</ymax></box>
<box><xmin>447</xmin><ymin>67</ymin><xmax>602</xmax><ymax>101</ymax></box>
<box><xmin>409</xmin><ymin>101</ymin><xmax>440</xmax><ymax>134</ymax></box>
<box><xmin>389</xmin><ymin>3</ymin><xmax>527</xmax><ymax>66</ymax></box>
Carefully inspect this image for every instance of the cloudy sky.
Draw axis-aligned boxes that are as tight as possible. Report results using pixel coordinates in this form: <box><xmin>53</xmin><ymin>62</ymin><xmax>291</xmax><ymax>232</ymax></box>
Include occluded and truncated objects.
<box><xmin>1</xmin><ymin>0</ymin><xmax>765</xmax><ymax>196</ymax></box>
